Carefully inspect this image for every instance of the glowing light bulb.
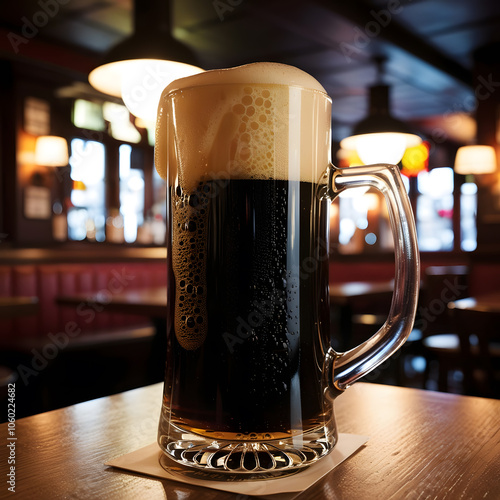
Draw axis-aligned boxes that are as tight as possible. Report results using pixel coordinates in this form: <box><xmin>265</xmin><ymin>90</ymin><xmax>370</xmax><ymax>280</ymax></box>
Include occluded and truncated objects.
<box><xmin>119</xmin><ymin>59</ymin><xmax>203</xmax><ymax>122</ymax></box>
<box><xmin>355</xmin><ymin>133</ymin><xmax>408</xmax><ymax>165</ymax></box>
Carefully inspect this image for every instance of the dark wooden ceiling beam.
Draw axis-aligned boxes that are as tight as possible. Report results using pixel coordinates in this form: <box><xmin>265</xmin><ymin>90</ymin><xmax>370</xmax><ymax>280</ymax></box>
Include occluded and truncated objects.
<box><xmin>0</xmin><ymin>27</ymin><xmax>98</xmax><ymax>78</ymax></box>
<box><xmin>313</xmin><ymin>0</ymin><xmax>473</xmax><ymax>87</ymax></box>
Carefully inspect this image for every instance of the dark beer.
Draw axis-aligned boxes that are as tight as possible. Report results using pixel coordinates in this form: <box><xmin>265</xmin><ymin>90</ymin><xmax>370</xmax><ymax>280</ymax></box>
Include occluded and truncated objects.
<box><xmin>162</xmin><ymin>177</ymin><xmax>331</xmax><ymax>439</ymax></box>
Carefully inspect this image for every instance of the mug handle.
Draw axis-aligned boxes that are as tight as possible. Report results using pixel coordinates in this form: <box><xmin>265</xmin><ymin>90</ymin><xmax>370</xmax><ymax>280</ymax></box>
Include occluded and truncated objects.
<box><xmin>322</xmin><ymin>163</ymin><xmax>420</xmax><ymax>393</ymax></box>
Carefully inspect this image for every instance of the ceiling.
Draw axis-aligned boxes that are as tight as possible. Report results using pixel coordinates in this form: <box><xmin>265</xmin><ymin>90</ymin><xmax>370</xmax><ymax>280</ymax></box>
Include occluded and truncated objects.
<box><xmin>2</xmin><ymin>0</ymin><xmax>500</xmax><ymax>146</ymax></box>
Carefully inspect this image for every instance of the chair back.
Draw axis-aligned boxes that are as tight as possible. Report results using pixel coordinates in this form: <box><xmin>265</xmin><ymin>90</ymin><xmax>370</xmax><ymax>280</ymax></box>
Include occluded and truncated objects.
<box><xmin>420</xmin><ymin>265</ymin><xmax>469</xmax><ymax>338</ymax></box>
<box><xmin>450</xmin><ymin>306</ymin><xmax>500</xmax><ymax>398</ymax></box>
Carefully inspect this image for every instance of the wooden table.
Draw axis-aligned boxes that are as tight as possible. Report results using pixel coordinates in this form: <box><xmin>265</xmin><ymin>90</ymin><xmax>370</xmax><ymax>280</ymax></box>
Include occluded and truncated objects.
<box><xmin>3</xmin><ymin>382</ymin><xmax>499</xmax><ymax>499</ymax></box>
<box><xmin>329</xmin><ymin>280</ymin><xmax>394</xmax><ymax>307</ymax></box>
<box><xmin>57</xmin><ymin>286</ymin><xmax>168</xmax><ymax>383</ymax></box>
<box><xmin>0</xmin><ymin>296</ymin><xmax>39</xmax><ymax>318</ymax></box>
<box><xmin>449</xmin><ymin>291</ymin><xmax>500</xmax><ymax>313</ymax></box>
<box><xmin>329</xmin><ymin>281</ymin><xmax>394</xmax><ymax>349</ymax></box>
<box><xmin>56</xmin><ymin>286</ymin><xmax>167</xmax><ymax>317</ymax></box>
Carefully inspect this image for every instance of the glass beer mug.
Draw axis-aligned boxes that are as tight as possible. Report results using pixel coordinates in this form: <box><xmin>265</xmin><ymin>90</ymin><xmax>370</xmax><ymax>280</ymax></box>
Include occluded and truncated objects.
<box><xmin>155</xmin><ymin>63</ymin><xmax>419</xmax><ymax>478</ymax></box>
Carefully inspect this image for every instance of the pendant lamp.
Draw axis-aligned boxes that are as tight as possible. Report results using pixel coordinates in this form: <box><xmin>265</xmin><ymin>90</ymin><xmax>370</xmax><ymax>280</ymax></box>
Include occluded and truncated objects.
<box><xmin>341</xmin><ymin>57</ymin><xmax>421</xmax><ymax>165</ymax></box>
<box><xmin>89</xmin><ymin>0</ymin><xmax>204</xmax><ymax>123</ymax></box>
<box><xmin>35</xmin><ymin>136</ymin><xmax>69</xmax><ymax>167</ymax></box>
<box><xmin>454</xmin><ymin>145</ymin><xmax>497</xmax><ymax>175</ymax></box>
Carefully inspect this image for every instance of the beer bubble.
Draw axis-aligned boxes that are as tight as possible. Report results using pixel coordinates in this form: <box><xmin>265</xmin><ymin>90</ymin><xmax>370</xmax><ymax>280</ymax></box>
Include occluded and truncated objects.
<box><xmin>188</xmin><ymin>194</ymin><xmax>198</xmax><ymax>207</ymax></box>
<box><xmin>246</xmin><ymin>106</ymin><xmax>255</xmax><ymax>116</ymax></box>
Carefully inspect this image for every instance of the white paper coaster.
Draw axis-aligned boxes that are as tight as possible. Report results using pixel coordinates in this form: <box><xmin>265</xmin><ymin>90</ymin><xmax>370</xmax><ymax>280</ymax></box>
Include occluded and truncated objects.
<box><xmin>107</xmin><ymin>433</ymin><xmax>368</xmax><ymax>499</ymax></box>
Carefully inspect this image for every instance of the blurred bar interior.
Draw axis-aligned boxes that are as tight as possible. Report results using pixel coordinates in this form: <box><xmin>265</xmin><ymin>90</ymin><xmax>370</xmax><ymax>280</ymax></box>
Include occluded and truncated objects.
<box><xmin>1</xmin><ymin>0</ymin><xmax>500</xmax><ymax>419</ymax></box>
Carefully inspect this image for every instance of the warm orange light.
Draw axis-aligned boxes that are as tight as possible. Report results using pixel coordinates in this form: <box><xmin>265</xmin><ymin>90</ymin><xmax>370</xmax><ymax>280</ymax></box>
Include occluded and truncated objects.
<box><xmin>336</xmin><ymin>148</ymin><xmax>364</xmax><ymax>167</ymax></box>
<box><xmin>454</xmin><ymin>145</ymin><xmax>497</xmax><ymax>175</ymax></box>
<box><xmin>341</xmin><ymin>132</ymin><xmax>421</xmax><ymax>166</ymax></box>
<box><xmin>401</xmin><ymin>141</ymin><xmax>429</xmax><ymax>177</ymax></box>
<box><xmin>72</xmin><ymin>180</ymin><xmax>87</xmax><ymax>191</ymax></box>
<box><xmin>35</xmin><ymin>136</ymin><xmax>69</xmax><ymax>167</ymax></box>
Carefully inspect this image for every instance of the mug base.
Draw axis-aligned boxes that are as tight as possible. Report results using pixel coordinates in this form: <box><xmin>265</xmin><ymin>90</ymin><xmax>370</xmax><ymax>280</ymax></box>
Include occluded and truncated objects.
<box><xmin>158</xmin><ymin>423</ymin><xmax>336</xmax><ymax>478</ymax></box>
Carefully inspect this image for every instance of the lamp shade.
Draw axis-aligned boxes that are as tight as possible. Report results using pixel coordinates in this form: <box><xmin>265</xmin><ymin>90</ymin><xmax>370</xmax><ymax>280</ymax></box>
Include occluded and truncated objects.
<box><xmin>88</xmin><ymin>0</ymin><xmax>204</xmax><ymax>123</ymax></box>
<box><xmin>340</xmin><ymin>84</ymin><xmax>421</xmax><ymax>165</ymax></box>
<box><xmin>89</xmin><ymin>57</ymin><xmax>203</xmax><ymax>123</ymax></box>
<box><xmin>454</xmin><ymin>145</ymin><xmax>497</xmax><ymax>175</ymax></box>
<box><xmin>35</xmin><ymin>136</ymin><xmax>69</xmax><ymax>167</ymax></box>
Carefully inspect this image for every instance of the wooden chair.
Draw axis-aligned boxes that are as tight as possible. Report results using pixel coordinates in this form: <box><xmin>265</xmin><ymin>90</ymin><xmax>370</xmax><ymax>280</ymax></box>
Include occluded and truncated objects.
<box><xmin>418</xmin><ymin>266</ymin><xmax>470</xmax><ymax>392</ymax></box>
<box><xmin>449</xmin><ymin>306</ymin><xmax>500</xmax><ymax>398</ymax></box>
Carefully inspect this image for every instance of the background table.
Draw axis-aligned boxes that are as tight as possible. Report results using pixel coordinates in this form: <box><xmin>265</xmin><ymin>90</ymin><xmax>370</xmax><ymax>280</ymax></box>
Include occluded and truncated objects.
<box><xmin>450</xmin><ymin>291</ymin><xmax>500</xmax><ymax>313</ymax></box>
<box><xmin>57</xmin><ymin>286</ymin><xmax>168</xmax><ymax>382</ymax></box>
<box><xmin>0</xmin><ymin>296</ymin><xmax>38</xmax><ymax>318</ymax></box>
<box><xmin>56</xmin><ymin>286</ymin><xmax>167</xmax><ymax>317</ymax></box>
<box><xmin>3</xmin><ymin>382</ymin><xmax>499</xmax><ymax>499</ymax></box>
<box><xmin>329</xmin><ymin>281</ymin><xmax>394</xmax><ymax>349</ymax></box>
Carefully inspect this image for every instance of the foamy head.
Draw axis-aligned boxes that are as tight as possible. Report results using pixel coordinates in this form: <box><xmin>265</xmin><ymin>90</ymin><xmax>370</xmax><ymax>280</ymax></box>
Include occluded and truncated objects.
<box><xmin>163</xmin><ymin>62</ymin><xmax>327</xmax><ymax>94</ymax></box>
<box><xmin>154</xmin><ymin>62</ymin><xmax>331</xmax><ymax>189</ymax></box>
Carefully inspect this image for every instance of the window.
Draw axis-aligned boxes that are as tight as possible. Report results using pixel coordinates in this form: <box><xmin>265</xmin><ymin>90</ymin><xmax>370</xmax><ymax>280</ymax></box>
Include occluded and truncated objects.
<box><xmin>334</xmin><ymin>166</ymin><xmax>475</xmax><ymax>254</ymax></box>
<box><xmin>119</xmin><ymin>144</ymin><xmax>145</xmax><ymax>243</ymax></box>
<box><xmin>415</xmin><ymin>167</ymin><xmax>454</xmax><ymax>251</ymax></box>
<box><xmin>103</xmin><ymin>102</ymin><xmax>142</xmax><ymax>143</ymax></box>
<box><xmin>73</xmin><ymin>99</ymin><xmax>105</xmax><ymax>132</ymax></box>
<box><xmin>67</xmin><ymin>139</ymin><xmax>106</xmax><ymax>241</ymax></box>
<box><xmin>64</xmin><ymin>99</ymin><xmax>159</xmax><ymax>245</ymax></box>
<box><xmin>460</xmin><ymin>182</ymin><xmax>478</xmax><ymax>252</ymax></box>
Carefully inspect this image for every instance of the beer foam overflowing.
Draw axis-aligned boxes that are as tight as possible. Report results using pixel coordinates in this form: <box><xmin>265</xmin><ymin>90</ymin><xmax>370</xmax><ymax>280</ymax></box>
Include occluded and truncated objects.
<box><xmin>155</xmin><ymin>63</ymin><xmax>331</xmax><ymax>189</ymax></box>
<box><xmin>163</xmin><ymin>62</ymin><xmax>327</xmax><ymax>94</ymax></box>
